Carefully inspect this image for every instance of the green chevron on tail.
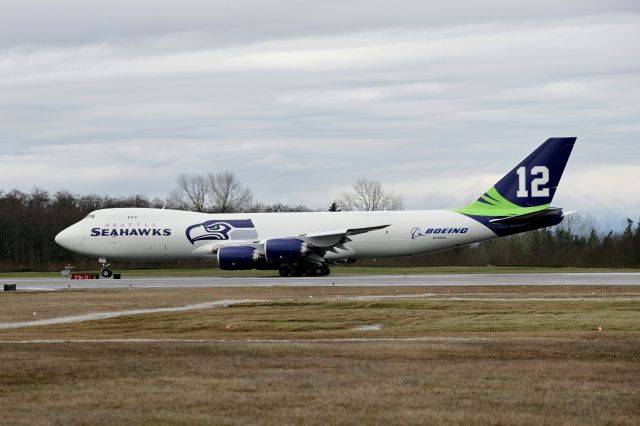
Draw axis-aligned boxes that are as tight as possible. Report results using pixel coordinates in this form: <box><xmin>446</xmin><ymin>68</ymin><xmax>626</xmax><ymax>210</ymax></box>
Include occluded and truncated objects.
<box><xmin>453</xmin><ymin>137</ymin><xmax>576</xmax><ymax>218</ymax></box>
<box><xmin>454</xmin><ymin>187</ymin><xmax>550</xmax><ymax>217</ymax></box>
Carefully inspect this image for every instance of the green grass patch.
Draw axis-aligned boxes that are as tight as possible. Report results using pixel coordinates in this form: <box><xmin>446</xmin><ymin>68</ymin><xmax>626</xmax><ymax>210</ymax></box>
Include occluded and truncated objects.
<box><xmin>3</xmin><ymin>295</ymin><xmax>639</xmax><ymax>341</ymax></box>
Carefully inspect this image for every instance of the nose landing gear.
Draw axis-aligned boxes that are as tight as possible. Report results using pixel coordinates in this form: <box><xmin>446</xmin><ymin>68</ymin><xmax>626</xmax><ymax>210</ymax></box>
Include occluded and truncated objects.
<box><xmin>99</xmin><ymin>258</ymin><xmax>113</xmax><ymax>278</ymax></box>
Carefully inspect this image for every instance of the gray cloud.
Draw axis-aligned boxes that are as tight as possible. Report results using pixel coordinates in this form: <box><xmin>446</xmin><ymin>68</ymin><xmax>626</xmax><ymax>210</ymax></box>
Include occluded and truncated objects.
<box><xmin>2</xmin><ymin>1</ymin><xmax>638</xmax><ymax>46</ymax></box>
<box><xmin>0</xmin><ymin>1</ymin><xmax>639</xmax><ymax>227</ymax></box>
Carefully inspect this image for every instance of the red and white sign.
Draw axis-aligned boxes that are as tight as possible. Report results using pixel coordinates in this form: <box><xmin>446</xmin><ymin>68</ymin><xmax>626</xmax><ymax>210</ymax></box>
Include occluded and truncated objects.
<box><xmin>71</xmin><ymin>273</ymin><xmax>97</xmax><ymax>280</ymax></box>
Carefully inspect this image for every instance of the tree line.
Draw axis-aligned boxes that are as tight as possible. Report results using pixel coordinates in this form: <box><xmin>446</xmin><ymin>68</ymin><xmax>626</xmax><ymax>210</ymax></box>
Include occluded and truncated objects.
<box><xmin>168</xmin><ymin>172</ymin><xmax>402</xmax><ymax>213</ymax></box>
<box><xmin>0</xmin><ymin>172</ymin><xmax>638</xmax><ymax>271</ymax></box>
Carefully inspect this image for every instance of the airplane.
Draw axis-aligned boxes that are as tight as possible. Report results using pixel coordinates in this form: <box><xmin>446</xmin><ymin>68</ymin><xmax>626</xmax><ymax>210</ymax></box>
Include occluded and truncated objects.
<box><xmin>55</xmin><ymin>137</ymin><xmax>576</xmax><ymax>278</ymax></box>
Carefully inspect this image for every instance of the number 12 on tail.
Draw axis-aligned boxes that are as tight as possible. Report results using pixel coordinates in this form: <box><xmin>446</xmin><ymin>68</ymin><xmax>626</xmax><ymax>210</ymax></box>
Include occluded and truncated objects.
<box><xmin>516</xmin><ymin>166</ymin><xmax>549</xmax><ymax>198</ymax></box>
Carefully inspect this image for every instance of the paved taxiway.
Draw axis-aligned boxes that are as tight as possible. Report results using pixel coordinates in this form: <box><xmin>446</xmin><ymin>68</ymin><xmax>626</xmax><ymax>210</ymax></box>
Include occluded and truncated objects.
<box><xmin>2</xmin><ymin>273</ymin><xmax>640</xmax><ymax>290</ymax></box>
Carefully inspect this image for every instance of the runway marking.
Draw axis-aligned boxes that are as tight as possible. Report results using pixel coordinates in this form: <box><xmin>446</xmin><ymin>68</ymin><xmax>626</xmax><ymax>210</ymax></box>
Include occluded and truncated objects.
<box><xmin>352</xmin><ymin>324</ymin><xmax>383</xmax><ymax>331</ymax></box>
<box><xmin>347</xmin><ymin>293</ymin><xmax>436</xmax><ymax>300</ymax></box>
<box><xmin>413</xmin><ymin>296</ymin><xmax>640</xmax><ymax>301</ymax></box>
<box><xmin>0</xmin><ymin>337</ymin><xmax>493</xmax><ymax>344</ymax></box>
<box><xmin>344</xmin><ymin>294</ymin><xmax>640</xmax><ymax>302</ymax></box>
<box><xmin>2</xmin><ymin>272</ymin><xmax>640</xmax><ymax>290</ymax></box>
<box><xmin>0</xmin><ymin>299</ymin><xmax>257</xmax><ymax>330</ymax></box>
<box><xmin>14</xmin><ymin>287</ymin><xmax>56</xmax><ymax>291</ymax></box>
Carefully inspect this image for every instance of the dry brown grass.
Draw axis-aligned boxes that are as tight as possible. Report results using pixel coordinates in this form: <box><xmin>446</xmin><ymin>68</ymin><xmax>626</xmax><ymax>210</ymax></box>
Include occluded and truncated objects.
<box><xmin>0</xmin><ymin>340</ymin><xmax>638</xmax><ymax>425</ymax></box>
<box><xmin>0</xmin><ymin>286</ymin><xmax>639</xmax><ymax>425</ymax></box>
<box><xmin>1</xmin><ymin>286</ymin><xmax>638</xmax><ymax>341</ymax></box>
<box><xmin>1</xmin><ymin>285</ymin><xmax>637</xmax><ymax>322</ymax></box>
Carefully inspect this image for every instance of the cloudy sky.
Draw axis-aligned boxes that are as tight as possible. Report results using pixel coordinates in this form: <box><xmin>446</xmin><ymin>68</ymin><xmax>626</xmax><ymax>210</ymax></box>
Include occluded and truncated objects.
<box><xmin>1</xmin><ymin>1</ymin><xmax>639</xmax><ymax>226</ymax></box>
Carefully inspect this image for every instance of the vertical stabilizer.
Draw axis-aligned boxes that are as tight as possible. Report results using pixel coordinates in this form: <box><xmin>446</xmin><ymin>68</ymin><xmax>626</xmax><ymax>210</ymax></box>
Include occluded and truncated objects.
<box><xmin>455</xmin><ymin>137</ymin><xmax>576</xmax><ymax>217</ymax></box>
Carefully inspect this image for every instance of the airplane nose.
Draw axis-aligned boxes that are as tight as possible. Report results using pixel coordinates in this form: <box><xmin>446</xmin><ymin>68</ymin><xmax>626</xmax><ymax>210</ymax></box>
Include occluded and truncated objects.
<box><xmin>55</xmin><ymin>227</ymin><xmax>75</xmax><ymax>250</ymax></box>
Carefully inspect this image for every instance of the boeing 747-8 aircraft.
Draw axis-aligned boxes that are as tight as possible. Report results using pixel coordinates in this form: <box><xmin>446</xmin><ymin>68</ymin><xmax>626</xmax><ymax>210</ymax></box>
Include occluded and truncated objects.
<box><xmin>55</xmin><ymin>137</ymin><xmax>576</xmax><ymax>277</ymax></box>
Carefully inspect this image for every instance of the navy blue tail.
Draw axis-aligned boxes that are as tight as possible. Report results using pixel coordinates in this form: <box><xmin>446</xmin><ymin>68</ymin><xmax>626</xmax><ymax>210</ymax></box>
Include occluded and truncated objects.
<box><xmin>494</xmin><ymin>137</ymin><xmax>576</xmax><ymax>208</ymax></box>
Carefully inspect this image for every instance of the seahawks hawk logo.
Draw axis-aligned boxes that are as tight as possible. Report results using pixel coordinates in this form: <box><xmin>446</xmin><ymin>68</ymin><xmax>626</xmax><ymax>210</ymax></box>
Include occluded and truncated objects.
<box><xmin>185</xmin><ymin>219</ymin><xmax>258</xmax><ymax>244</ymax></box>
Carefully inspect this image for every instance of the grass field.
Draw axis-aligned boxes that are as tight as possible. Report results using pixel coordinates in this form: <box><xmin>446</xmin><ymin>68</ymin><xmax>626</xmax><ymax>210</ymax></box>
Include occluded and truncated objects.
<box><xmin>1</xmin><ymin>285</ymin><xmax>639</xmax><ymax>425</ymax></box>
<box><xmin>2</xmin><ymin>265</ymin><xmax>640</xmax><ymax>278</ymax></box>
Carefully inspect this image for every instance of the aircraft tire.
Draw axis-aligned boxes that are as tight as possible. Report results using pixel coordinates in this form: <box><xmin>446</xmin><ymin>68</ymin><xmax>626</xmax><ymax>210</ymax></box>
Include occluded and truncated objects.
<box><xmin>322</xmin><ymin>265</ymin><xmax>331</xmax><ymax>276</ymax></box>
<box><xmin>278</xmin><ymin>266</ymin><xmax>291</xmax><ymax>277</ymax></box>
<box><xmin>100</xmin><ymin>268</ymin><xmax>113</xmax><ymax>278</ymax></box>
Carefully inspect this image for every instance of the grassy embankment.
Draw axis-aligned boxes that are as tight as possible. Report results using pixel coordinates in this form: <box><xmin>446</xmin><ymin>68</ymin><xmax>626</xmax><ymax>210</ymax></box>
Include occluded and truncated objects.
<box><xmin>1</xmin><ymin>285</ymin><xmax>639</xmax><ymax>424</ymax></box>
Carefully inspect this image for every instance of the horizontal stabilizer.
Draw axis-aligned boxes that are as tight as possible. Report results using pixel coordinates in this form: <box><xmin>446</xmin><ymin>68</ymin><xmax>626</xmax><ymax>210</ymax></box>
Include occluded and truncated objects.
<box><xmin>489</xmin><ymin>207</ymin><xmax>563</xmax><ymax>225</ymax></box>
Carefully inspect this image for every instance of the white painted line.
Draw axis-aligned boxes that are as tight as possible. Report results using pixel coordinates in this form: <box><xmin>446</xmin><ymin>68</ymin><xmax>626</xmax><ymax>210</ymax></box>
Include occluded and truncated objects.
<box><xmin>422</xmin><ymin>296</ymin><xmax>640</xmax><ymax>301</ymax></box>
<box><xmin>347</xmin><ymin>293</ymin><xmax>436</xmax><ymax>300</ymax></box>
<box><xmin>0</xmin><ymin>299</ymin><xmax>258</xmax><ymax>329</ymax></box>
<box><xmin>352</xmin><ymin>324</ymin><xmax>383</xmax><ymax>331</ymax></box>
<box><xmin>347</xmin><ymin>295</ymin><xmax>640</xmax><ymax>302</ymax></box>
<box><xmin>0</xmin><ymin>337</ymin><xmax>491</xmax><ymax>344</ymax></box>
<box><xmin>14</xmin><ymin>287</ymin><xmax>56</xmax><ymax>292</ymax></box>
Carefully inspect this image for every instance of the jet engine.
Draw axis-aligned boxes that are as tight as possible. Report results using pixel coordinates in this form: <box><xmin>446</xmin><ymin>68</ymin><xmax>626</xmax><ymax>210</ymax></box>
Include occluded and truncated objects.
<box><xmin>264</xmin><ymin>238</ymin><xmax>309</xmax><ymax>262</ymax></box>
<box><xmin>217</xmin><ymin>245</ymin><xmax>261</xmax><ymax>270</ymax></box>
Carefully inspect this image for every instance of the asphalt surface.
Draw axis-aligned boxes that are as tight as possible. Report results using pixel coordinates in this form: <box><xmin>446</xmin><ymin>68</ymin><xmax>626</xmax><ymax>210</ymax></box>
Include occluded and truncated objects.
<box><xmin>2</xmin><ymin>273</ymin><xmax>640</xmax><ymax>290</ymax></box>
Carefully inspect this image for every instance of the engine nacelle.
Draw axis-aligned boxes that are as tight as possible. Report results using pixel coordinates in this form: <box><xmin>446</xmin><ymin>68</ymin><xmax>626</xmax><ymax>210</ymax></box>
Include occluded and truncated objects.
<box><xmin>217</xmin><ymin>245</ymin><xmax>260</xmax><ymax>270</ymax></box>
<box><xmin>264</xmin><ymin>238</ymin><xmax>309</xmax><ymax>262</ymax></box>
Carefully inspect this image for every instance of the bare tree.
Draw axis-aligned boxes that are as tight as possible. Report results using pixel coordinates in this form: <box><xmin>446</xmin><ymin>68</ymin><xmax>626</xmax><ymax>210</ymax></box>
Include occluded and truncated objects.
<box><xmin>249</xmin><ymin>201</ymin><xmax>312</xmax><ymax>213</ymax></box>
<box><xmin>338</xmin><ymin>179</ymin><xmax>404</xmax><ymax>211</ymax></box>
<box><xmin>206</xmin><ymin>170</ymin><xmax>253</xmax><ymax>213</ymax></box>
<box><xmin>170</xmin><ymin>173</ymin><xmax>208</xmax><ymax>212</ymax></box>
<box><xmin>557</xmin><ymin>213</ymin><xmax>598</xmax><ymax>237</ymax></box>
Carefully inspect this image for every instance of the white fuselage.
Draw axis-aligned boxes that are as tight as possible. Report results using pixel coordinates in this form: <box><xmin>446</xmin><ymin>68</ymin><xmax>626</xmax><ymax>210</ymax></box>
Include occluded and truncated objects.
<box><xmin>55</xmin><ymin>208</ymin><xmax>497</xmax><ymax>262</ymax></box>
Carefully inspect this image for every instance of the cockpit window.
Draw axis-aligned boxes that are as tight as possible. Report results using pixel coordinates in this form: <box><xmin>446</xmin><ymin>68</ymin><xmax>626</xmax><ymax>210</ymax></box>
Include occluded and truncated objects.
<box><xmin>85</xmin><ymin>214</ymin><xmax>96</xmax><ymax>219</ymax></box>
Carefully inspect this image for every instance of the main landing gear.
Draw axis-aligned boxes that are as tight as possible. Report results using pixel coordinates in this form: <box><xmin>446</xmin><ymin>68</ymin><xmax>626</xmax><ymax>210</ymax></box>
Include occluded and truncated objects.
<box><xmin>99</xmin><ymin>258</ymin><xmax>113</xmax><ymax>278</ymax></box>
<box><xmin>278</xmin><ymin>262</ymin><xmax>330</xmax><ymax>277</ymax></box>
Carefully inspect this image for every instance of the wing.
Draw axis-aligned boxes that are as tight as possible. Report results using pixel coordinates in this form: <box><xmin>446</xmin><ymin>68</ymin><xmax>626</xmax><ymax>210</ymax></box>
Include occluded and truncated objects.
<box><xmin>296</xmin><ymin>224</ymin><xmax>390</xmax><ymax>252</ymax></box>
<box><xmin>195</xmin><ymin>224</ymin><xmax>390</xmax><ymax>259</ymax></box>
